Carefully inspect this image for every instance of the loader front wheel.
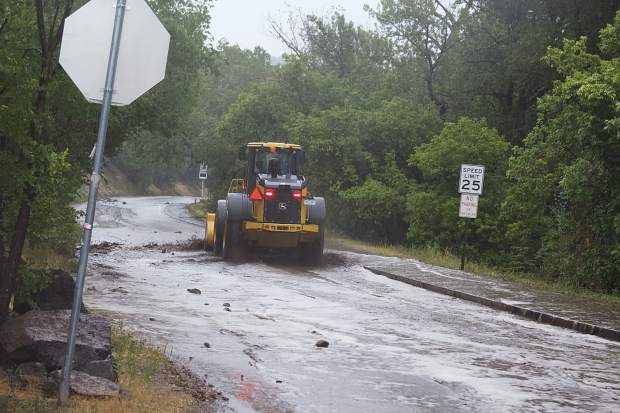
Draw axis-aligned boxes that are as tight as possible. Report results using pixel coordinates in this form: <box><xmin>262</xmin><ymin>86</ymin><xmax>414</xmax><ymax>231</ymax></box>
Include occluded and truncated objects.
<box><xmin>214</xmin><ymin>214</ymin><xmax>223</xmax><ymax>255</ymax></box>
<box><xmin>222</xmin><ymin>221</ymin><xmax>246</xmax><ymax>262</ymax></box>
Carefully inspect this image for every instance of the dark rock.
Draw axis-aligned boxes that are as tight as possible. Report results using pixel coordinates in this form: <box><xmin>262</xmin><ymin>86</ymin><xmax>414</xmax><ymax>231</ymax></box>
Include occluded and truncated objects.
<box><xmin>0</xmin><ymin>310</ymin><xmax>111</xmax><ymax>372</ymax></box>
<box><xmin>203</xmin><ymin>342</ymin><xmax>210</xmax><ymax>349</ymax></box>
<box><xmin>223</xmin><ymin>307</ymin><xmax>231</xmax><ymax>312</ymax></box>
<box><xmin>311</xmin><ymin>330</ymin><xmax>318</xmax><ymax>334</ymax></box>
<box><xmin>315</xmin><ymin>340</ymin><xmax>329</xmax><ymax>348</ymax></box>
<box><xmin>111</xmin><ymin>287</ymin><xmax>128</xmax><ymax>294</ymax></box>
<box><xmin>80</xmin><ymin>357</ymin><xmax>115</xmax><ymax>381</ymax></box>
<box><xmin>149</xmin><ymin>317</ymin><xmax>157</xmax><ymax>321</ymax></box>
<box><xmin>276</xmin><ymin>379</ymin><xmax>283</xmax><ymax>384</ymax></box>
<box><xmin>161</xmin><ymin>248</ymin><xmax>167</xmax><ymax>253</ymax></box>
<box><xmin>16</xmin><ymin>362</ymin><xmax>47</xmax><ymax>381</ymax></box>
<box><xmin>187</xmin><ymin>288</ymin><xmax>201</xmax><ymax>295</ymax></box>
<box><xmin>171</xmin><ymin>252</ymin><xmax>175</xmax><ymax>255</ymax></box>
<box><xmin>122</xmin><ymin>201</ymin><xmax>127</xmax><ymax>205</ymax></box>
<box><xmin>49</xmin><ymin>370</ymin><xmax>120</xmax><ymax>397</ymax></box>
<box><xmin>222</xmin><ymin>396</ymin><xmax>229</xmax><ymax>401</ymax></box>
<box><xmin>222</xmin><ymin>303</ymin><xmax>231</xmax><ymax>307</ymax></box>
<box><xmin>14</xmin><ymin>270</ymin><xmax>87</xmax><ymax>315</ymax></box>
<box><xmin>91</xmin><ymin>242</ymin><xmax>121</xmax><ymax>253</ymax></box>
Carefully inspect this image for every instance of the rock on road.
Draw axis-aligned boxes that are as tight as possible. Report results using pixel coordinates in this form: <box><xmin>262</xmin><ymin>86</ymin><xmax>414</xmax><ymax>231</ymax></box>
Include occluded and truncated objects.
<box><xmin>81</xmin><ymin>197</ymin><xmax>620</xmax><ymax>413</ymax></box>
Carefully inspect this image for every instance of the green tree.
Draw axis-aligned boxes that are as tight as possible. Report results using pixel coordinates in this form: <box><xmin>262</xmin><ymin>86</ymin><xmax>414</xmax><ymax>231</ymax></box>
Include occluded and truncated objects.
<box><xmin>444</xmin><ymin>0</ymin><xmax>620</xmax><ymax>144</ymax></box>
<box><xmin>0</xmin><ymin>0</ymin><xmax>215</xmax><ymax>320</ymax></box>
<box><xmin>369</xmin><ymin>0</ymin><xmax>475</xmax><ymax>114</ymax></box>
<box><xmin>115</xmin><ymin>0</ymin><xmax>215</xmax><ymax>190</ymax></box>
<box><xmin>408</xmin><ymin>117</ymin><xmax>509</xmax><ymax>260</ymax></box>
<box><xmin>504</xmin><ymin>15</ymin><xmax>620</xmax><ymax>291</ymax></box>
<box><xmin>0</xmin><ymin>0</ymin><xmax>81</xmax><ymax>321</ymax></box>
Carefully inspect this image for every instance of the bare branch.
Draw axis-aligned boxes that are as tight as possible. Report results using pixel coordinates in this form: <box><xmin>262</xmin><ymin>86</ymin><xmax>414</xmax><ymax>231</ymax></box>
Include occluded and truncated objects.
<box><xmin>49</xmin><ymin>1</ymin><xmax>61</xmax><ymax>44</ymax></box>
<box><xmin>434</xmin><ymin>0</ymin><xmax>456</xmax><ymax>25</ymax></box>
<box><xmin>0</xmin><ymin>18</ymin><xmax>8</xmax><ymax>38</ymax></box>
<box><xmin>267</xmin><ymin>11</ymin><xmax>306</xmax><ymax>56</ymax></box>
<box><xmin>50</xmin><ymin>1</ymin><xmax>73</xmax><ymax>54</ymax></box>
<box><xmin>34</xmin><ymin>0</ymin><xmax>47</xmax><ymax>60</ymax></box>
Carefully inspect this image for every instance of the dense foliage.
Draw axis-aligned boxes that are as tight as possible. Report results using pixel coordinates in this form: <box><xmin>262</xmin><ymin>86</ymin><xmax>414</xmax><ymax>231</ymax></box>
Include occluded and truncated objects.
<box><xmin>0</xmin><ymin>0</ymin><xmax>214</xmax><ymax>319</ymax></box>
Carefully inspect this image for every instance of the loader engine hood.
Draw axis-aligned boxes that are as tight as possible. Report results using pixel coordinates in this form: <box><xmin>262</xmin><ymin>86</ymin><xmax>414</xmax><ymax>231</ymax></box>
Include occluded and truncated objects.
<box><xmin>260</xmin><ymin>175</ymin><xmax>306</xmax><ymax>189</ymax></box>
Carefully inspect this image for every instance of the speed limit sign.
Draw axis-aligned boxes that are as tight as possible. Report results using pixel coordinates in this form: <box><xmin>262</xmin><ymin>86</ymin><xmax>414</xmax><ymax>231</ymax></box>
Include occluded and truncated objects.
<box><xmin>459</xmin><ymin>164</ymin><xmax>485</xmax><ymax>195</ymax></box>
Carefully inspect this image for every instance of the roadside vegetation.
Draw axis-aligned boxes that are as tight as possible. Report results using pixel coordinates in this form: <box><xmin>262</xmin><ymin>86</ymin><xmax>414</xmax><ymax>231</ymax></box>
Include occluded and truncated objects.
<box><xmin>0</xmin><ymin>0</ymin><xmax>215</xmax><ymax>320</ymax></box>
<box><xmin>0</xmin><ymin>326</ymin><xmax>208</xmax><ymax>412</ymax></box>
<box><xmin>188</xmin><ymin>200</ymin><xmax>211</xmax><ymax>220</ymax></box>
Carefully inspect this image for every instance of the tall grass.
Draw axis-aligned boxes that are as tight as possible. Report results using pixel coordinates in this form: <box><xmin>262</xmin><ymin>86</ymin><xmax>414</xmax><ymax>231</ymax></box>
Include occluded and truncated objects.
<box><xmin>0</xmin><ymin>327</ymin><xmax>192</xmax><ymax>413</ymax></box>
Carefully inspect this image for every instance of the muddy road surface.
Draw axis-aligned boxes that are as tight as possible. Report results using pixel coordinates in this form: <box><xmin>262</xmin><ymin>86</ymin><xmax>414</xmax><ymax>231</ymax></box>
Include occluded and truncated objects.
<box><xmin>81</xmin><ymin>197</ymin><xmax>620</xmax><ymax>413</ymax></box>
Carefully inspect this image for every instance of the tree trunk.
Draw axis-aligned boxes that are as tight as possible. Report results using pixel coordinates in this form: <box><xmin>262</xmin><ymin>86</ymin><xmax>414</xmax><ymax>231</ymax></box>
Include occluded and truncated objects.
<box><xmin>0</xmin><ymin>196</ymin><xmax>31</xmax><ymax>322</ymax></box>
<box><xmin>0</xmin><ymin>1</ymin><xmax>73</xmax><ymax>322</ymax></box>
<box><xmin>425</xmin><ymin>70</ymin><xmax>447</xmax><ymax>116</ymax></box>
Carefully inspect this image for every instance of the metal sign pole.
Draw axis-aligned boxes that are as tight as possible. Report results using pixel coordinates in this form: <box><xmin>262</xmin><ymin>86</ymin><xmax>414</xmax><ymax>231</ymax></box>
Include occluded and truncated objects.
<box><xmin>201</xmin><ymin>180</ymin><xmax>204</xmax><ymax>198</ymax></box>
<box><xmin>59</xmin><ymin>0</ymin><xmax>127</xmax><ymax>404</ymax></box>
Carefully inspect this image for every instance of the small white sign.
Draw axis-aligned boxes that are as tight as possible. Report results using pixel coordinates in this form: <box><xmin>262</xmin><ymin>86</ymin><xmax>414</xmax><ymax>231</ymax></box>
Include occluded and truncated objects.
<box><xmin>459</xmin><ymin>164</ymin><xmax>485</xmax><ymax>195</ymax></box>
<box><xmin>199</xmin><ymin>168</ymin><xmax>208</xmax><ymax>180</ymax></box>
<box><xmin>459</xmin><ymin>194</ymin><xmax>479</xmax><ymax>219</ymax></box>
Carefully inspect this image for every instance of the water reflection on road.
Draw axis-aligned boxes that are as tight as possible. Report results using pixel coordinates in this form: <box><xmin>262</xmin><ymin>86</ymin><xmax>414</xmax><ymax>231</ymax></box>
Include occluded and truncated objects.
<box><xmin>82</xmin><ymin>197</ymin><xmax>620</xmax><ymax>413</ymax></box>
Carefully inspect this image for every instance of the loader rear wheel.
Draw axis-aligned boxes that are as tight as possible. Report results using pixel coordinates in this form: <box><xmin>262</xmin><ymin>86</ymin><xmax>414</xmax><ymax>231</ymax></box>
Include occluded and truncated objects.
<box><xmin>222</xmin><ymin>221</ymin><xmax>247</xmax><ymax>262</ymax></box>
<box><xmin>214</xmin><ymin>226</ymin><xmax>223</xmax><ymax>255</ymax></box>
<box><xmin>302</xmin><ymin>228</ymin><xmax>324</xmax><ymax>266</ymax></box>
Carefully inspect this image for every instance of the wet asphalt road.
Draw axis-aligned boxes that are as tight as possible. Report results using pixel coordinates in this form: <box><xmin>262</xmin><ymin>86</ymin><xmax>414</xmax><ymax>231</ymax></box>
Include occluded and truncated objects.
<box><xmin>81</xmin><ymin>197</ymin><xmax>620</xmax><ymax>413</ymax></box>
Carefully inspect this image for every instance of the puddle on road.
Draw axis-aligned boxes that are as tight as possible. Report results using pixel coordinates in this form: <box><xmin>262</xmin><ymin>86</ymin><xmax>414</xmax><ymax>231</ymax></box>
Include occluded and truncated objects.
<box><xmin>84</xmin><ymin>246</ymin><xmax>620</xmax><ymax>413</ymax></box>
<box><xmin>80</xmin><ymin>197</ymin><xmax>620</xmax><ymax>413</ymax></box>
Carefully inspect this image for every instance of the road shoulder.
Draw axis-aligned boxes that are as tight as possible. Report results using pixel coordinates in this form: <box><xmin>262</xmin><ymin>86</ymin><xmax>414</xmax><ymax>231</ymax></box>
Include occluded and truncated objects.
<box><xmin>329</xmin><ymin>235</ymin><xmax>620</xmax><ymax>342</ymax></box>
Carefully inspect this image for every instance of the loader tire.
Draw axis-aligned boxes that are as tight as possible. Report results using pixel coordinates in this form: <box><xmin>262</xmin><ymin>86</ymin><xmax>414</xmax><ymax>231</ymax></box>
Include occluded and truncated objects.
<box><xmin>222</xmin><ymin>221</ymin><xmax>246</xmax><ymax>262</ymax></box>
<box><xmin>302</xmin><ymin>228</ymin><xmax>324</xmax><ymax>266</ymax></box>
<box><xmin>214</xmin><ymin>201</ymin><xmax>227</xmax><ymax>255</ymax></box>
<box><xmin>214</xmin><ymin>225</ymin><xmax>223</xmax><ymax>255</ymax></box>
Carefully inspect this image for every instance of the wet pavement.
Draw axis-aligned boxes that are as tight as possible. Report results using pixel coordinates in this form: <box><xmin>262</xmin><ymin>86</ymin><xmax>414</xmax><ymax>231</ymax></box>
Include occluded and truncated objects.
<box><xmin>363</xmin><ymin>259</ymin><xmax>620</xmax><ymax>333</ymax></box>
<box><xmin>81</xmin><ymin>197</ymin><xmax>620</xmax><ymax>413</ymax></box>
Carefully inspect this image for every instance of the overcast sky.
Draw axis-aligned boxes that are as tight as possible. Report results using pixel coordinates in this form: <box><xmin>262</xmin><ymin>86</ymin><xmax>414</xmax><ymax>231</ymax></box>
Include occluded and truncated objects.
<box><xmin>210</xmin><ymin>0</ymin><xmax>380</xmax><ymax>57</ymax></box>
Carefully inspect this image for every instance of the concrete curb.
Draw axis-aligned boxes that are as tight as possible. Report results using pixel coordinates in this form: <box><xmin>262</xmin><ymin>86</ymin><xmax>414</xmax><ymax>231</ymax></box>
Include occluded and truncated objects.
<box><xmin>364</xmin><ymin>266</ymin><xmax>620</xmax><ymax>343</ymax></box>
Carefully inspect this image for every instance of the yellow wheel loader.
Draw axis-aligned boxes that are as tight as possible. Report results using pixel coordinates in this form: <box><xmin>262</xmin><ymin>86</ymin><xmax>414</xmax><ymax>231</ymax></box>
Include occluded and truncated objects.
<box><xmin>205</xmin><ymin>142</ymin><xmax>326</xmax><ymax>264</ymax></box>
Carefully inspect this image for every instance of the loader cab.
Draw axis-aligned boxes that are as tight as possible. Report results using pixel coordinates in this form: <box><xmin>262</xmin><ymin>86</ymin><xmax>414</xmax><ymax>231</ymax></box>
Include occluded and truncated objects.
<box><xmin>240</xmin><ymin>143</ymin><xmax>305</xmax><ymax>194</ymax></box>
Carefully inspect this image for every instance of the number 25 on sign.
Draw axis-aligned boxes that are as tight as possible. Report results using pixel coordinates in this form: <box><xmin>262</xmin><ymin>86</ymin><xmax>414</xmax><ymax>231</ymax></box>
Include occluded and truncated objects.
<box><xmin>459</xmin><ymin>164</ymin><xmax>485</xmax><ymax>195</ymax></box>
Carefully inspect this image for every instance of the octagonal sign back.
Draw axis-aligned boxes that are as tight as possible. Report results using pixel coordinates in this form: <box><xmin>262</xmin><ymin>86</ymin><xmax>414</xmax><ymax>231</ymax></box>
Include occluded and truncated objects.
<box><xmin>60</xmin><ymin>0</ymin><xmax>170</xmax><ymax>106</ymax></box>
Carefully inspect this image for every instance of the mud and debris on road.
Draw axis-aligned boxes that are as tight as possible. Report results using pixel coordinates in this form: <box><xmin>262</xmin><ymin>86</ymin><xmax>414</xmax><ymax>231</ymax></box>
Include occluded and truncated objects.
<box><xmin>79</xmin><ymin>197</ymin><xmax>620</xmax><ymax>413</ymax></box>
